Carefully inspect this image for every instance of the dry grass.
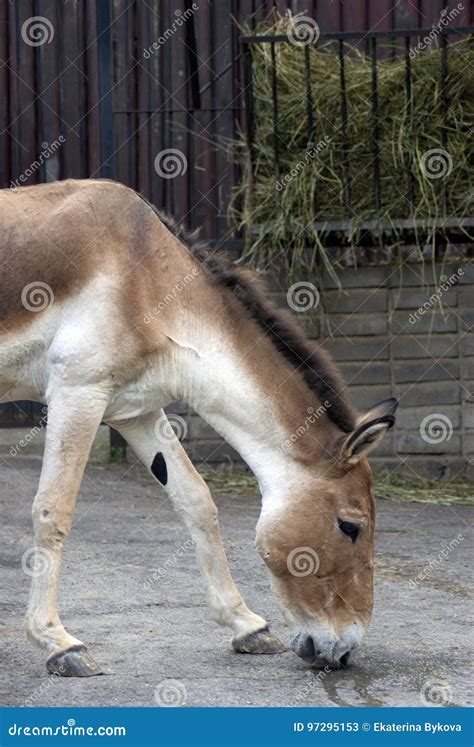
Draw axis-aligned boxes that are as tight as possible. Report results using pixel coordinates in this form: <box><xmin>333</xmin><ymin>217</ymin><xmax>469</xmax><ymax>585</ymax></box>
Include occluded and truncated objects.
<box><xmin>231</xmin><ymin>13</ymin><xmax>473</xmax><ymax>279</ymax></box>
<box><xmin>199</xmin><ymin>463</ymin><xmax>473</xmax><ymax>505</ymax></box>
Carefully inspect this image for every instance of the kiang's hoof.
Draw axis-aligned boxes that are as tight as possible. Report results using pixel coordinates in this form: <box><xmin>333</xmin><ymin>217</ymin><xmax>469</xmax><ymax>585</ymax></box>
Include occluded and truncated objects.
<box><xmin>232</xmin><ymin>626</ymin><xmax>287</xmax><ymax>655</ymax></box>
<box><xmin>46</xmin><ymin>645</ymin><xmax>103</xmax><ymax>677</ymax></box>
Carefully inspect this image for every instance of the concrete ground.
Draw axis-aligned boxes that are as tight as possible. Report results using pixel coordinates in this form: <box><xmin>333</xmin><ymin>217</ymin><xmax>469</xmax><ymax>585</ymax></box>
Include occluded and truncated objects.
<box><xmin>0</xmin><ymin>458</ymin><xmax>472</xmax><ymax>708</ymax></box>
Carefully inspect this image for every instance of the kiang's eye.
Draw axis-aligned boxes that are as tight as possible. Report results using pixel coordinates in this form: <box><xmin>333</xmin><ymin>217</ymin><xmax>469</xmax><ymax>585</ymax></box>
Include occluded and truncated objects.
<box><xmin>337</xmin><ymin>518</ymin><xmax>360</xmax><ymax>543</ymax></box>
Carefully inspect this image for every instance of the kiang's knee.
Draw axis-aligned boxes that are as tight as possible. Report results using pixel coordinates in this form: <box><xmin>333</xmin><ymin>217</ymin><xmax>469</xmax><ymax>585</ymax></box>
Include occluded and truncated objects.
<box><xmin>32</xmin><ymin>495</ymin><xmax>72</xmax><ymax>545</ymax></box>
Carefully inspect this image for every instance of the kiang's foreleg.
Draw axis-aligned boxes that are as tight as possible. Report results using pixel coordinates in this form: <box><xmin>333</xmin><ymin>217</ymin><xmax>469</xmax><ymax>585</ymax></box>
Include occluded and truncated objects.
<box><xmin>25</xmin><ymin>386</ymin><xmax>109</xmax><ymax>676</ymax></box>
<box><xmin>113</xmin><ymin>410</ymin><xmax>286</xmax><ymax>654</ymax></box>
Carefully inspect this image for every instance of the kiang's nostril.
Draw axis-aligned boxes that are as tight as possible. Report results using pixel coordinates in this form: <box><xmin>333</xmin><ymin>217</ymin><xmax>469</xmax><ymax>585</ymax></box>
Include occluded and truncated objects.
<box><xmin>299</xmin><ymin>635</ymin><xmax>315</xmax><ymax>661</ymax></box>
<box><xmin>339</xmin><ymin>651</ymin><xmax>351</xmax><ymax>667</ymax></box>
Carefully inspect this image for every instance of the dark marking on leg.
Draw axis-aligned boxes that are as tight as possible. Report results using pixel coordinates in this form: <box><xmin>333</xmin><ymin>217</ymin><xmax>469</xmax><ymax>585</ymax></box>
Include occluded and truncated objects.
<box><xmin>151</xmin><ymin>452</ymin><xmax>168</xmax><ymax>485</ymax></box>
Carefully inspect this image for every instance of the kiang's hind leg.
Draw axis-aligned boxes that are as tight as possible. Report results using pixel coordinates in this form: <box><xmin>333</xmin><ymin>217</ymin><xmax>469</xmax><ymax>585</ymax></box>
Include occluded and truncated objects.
<box><xmin>25</xmin><ymin>385</ymin><xmax>109</xmax><ymax>676</ymax></box>
<box><xmin>113</xmin><ymin>409</ymin><xmax>286</xmax><ymax>654</ymax></box>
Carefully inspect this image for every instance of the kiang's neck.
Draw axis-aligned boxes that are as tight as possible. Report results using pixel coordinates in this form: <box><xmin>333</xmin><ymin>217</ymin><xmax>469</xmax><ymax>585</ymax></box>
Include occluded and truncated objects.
<box><xmin>161</xmin><ymin>312</ymin><xmax>331</xmax><ymax>497</ymax></box>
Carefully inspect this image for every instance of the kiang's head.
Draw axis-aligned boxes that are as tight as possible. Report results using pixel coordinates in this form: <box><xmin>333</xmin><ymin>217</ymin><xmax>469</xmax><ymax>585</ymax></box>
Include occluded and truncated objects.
<box><xmin>256</xmin><ymin>398</ymin><xmax>398</xmax><ymax>668</ymax></box>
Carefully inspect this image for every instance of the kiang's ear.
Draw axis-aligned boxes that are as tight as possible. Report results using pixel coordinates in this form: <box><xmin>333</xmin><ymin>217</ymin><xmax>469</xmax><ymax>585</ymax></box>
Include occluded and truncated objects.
<box><xmin>339</xmin><ymin>398</ymin><xmax>398</xmax><ymax>466</ymax></box>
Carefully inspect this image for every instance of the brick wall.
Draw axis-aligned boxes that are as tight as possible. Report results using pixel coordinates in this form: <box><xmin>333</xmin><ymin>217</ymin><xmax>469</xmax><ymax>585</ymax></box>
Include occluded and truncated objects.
<box><xmin>169</xmin><ymin>261</ymin><xmax>473</xmax><ymax>480</ymax></box>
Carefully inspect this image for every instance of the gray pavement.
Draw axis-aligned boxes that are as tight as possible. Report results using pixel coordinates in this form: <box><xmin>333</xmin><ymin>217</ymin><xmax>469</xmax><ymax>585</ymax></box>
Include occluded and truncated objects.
<box><xmin>0</xmin><ymin>459</ymin><xmax>472</xmax><ymax>708</ymax></box>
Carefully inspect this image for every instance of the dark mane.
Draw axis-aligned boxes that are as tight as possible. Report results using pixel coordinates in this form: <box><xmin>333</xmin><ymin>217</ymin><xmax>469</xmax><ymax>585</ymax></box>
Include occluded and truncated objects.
<box><xmin>141</xmin><ymin>196</ymin><xmax>356</xmax><ymax>433</ymax></box>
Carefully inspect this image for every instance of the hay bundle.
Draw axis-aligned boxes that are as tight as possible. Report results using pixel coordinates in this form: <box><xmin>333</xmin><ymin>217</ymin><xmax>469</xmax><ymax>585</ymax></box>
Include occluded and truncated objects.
<box><xmin>232</xmin><ymin>14</ymin><xmax>473</xmax><ymax>277</ymax></box>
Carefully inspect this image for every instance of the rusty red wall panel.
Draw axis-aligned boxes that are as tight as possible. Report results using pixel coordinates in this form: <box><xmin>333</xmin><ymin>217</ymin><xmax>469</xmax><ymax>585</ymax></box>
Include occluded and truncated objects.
<box><xmin>0</xmin><ymin>0</ymin><xmax>471</xmax><ymax>217</ymax></box>
<box><xmin>0</xmin><ymin>1</ymin><xmax>11</xmax><ymax>186</ymax></box>
<box><xmin>393</xmin><ymin>0</ymin><xmax>421</xmax><ymax>29</ymax></box>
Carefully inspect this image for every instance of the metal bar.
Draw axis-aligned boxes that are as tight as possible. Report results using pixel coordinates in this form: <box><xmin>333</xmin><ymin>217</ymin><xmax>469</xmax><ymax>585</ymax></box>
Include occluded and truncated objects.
<box><xmin>230</xmin><ymin>0</ymin><xmax>240</xmax><ymax>240</ymax></box>
<box><xmin>96</xmin><ymin>0</ymin><xmax>114</xmax><ymax>178</ymax></box>
<box><xmin>33</xmin><ymin>0</ymin><xmax>44</xmax><ymax>180</ymax></box>
<box><xmin>304</xmin><ymin>45</ymin><xmax>314</xmax><ymax>142</ymax></box>
<box><xmin>199</xmin><ymin>55</ymin><xmax>242</xmax><ymax>97</ymax></box>
<box><xmin>187</xmin><ymin>108</ymin><xmax>195</xmax><ymax>228</ymax></box>
<box><xmin>242</xmin><ymin>41</ymin><xmax>255</xmax><ymax>236</ymax></box>
<box><xmin>147</xmin><ymin>112</ymin><xmax>152</xmax><ymax>199</ymax></box>
<box><xmin>304</xmin><ymin>44</ymin><xmax>316</xmax><ymax>216</ymax></box>
<box><xmin>310</xmin><ymin>217</ymin><xmax>473</xmax><ymax>231</ymax></box>
<box><xmin>113</xmin><ymin>107</ymin><xmax>243</xmax><ymax>114</ymax></box>
<box><xmin>240</xmin><ymin>27</ymin><xmax>474</xmax><ymax>43</ymax></box>
<box><xmin>370</xmin><ymin>36</ymin><xmax>380</xmax><ymax>215</ymax></box>
<box><xmin>56</xmin><ymin>0</ymin><xmax>66</xmax><ymax>179</ymax></box>
<box><xmin>185</xmin><ymin>0</ymin><xmax>201</xmax><ymax>109</ymax></box>
<box><xmin>168</xmin><ymin>109</ymin><xmax>175</xmax><ymax>215</ymax></box>
<box><xmin>441</xmin><ymin>31</ymin><xmax>448</xmax><ymax>219</ymax></box>
<box><xmin>13</xmin><ymin>1</ymin><xmax>21</xmax><ymax>180</ymax></box>
<box><xmin>270</xmin><ymin>41</ymin><xmax>280</xmax><ymax>177</ymax></box>
<box><xmin>405</xmin><ymin>35</ymin><xmax>414</xmax><ymax>214</ymax></box>
<box><xmin>338</xmin><ymin>38</ymin><xmax>350</xmax><ymax>219</ymax></box>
